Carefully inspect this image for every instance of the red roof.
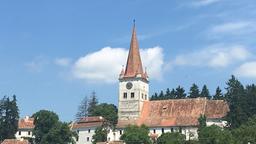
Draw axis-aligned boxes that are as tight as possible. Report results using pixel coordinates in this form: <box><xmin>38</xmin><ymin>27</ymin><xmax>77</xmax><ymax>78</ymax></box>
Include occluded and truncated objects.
<box><xmin>1</xmin><ymin>139</ymin><xmax>29</xmax><ymax>144</ymax></box>
<box><xmin>71</xmin><ymin>116</ymin><xmax>105</xmax><ymax>129</ymax></box>
<box><xmin>117</xmin><ymin>98</ymin><xmax>229</xmax><ymax>128</ymax></box>
<box><xmin>120</xmin><ymin>22</ymin><xmax>148</xmax><ymax>80</ymax></box>
<box><xmin>18</xmin><ymin>117</ymin><xmax>34</xmax><ymax>129</ymax></box>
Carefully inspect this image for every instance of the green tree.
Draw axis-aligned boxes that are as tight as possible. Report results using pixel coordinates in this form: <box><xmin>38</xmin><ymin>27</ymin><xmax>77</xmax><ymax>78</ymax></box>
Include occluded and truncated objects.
<box><xmin>198</xmin><ymin>115</ymin><xmax>206</xmax><ymax>130</ymax></box>
<box><xmin>165</xmin><ymin>88</ymin><xmax>171</xmax><ymax>99</ymax></box>
<box><xmin>92</xmin><ymin>126</ymin><xmax>107</xmax><ymax>144</ymax></box>
<box><xmin>76</xmin><ymin>95</ymin><xmax>88</xmax><ymax>120</ymax></box>
<box><xmin>198</xmin><ymin>125</ymin><xmax>234</xmax><ymax>144</ymax></box>
<box><xmin>151</xmin><ymin>93</ymin><xmax>158</xmax><ymax>101</ymax></box>
<box><xmin>233</xmin><ymin>115</ymin><xmax>256</xmax><ymax>143</ymax></box>
<box><xmin>0</xmin><ymin>95</ymin><xmax>19</xmax><ymax>141</ymax></box>
<box><xmin>200</xmin><ymin>85</ymin><xmax>211</xmax><ymax>99</ymax></box>
<box><xmin>175</xmin><ymin>86</ymin><xmax>186</xmax><ymax>99</ymax></box>
<box><xmin>157</xmin><ymin>132</ymin><xmax>186</xmax><ymax>144</ymax></box>
<box><xmin>88</xmin><ymin>91</ymin><xmax>98</xmax><ymax>116</ymax></box>
<box><xmin>212</xmin><ymin>87</ymin><xmax>223</xmax><ymax>100</ymax></box>
<box><xmin>170</xmin><ymin>89</ymin><xmax>176</xmax><ymax>99</ymax></box>
<box><xmin>197</xmin><ymin>114</ymin><xmax>206</xmax><ymax>139</ymax></box>
<box><xmin>159</xmin><ymin>91</ymin><xmax>165</xmax><ymax>100</ymax></box>
<box><xmin>244</xmin><ymin>84</ymin><xmax>256</xmax><ymax>120</ymax></box>
<box><xmin>225</xmin><ymin>75</ymin><xmax>247</xmax><ymax>129</ymax></box>
<box><xmin>33</xmin><ymin>110</ymin><xmax>59</xmax><ymax>143</ymax></box>
<box><xmin>32</xmin><ymin>110</ymin><xmax>76</xmax><ymax>144</ymax></box>
<box><xmin>91</xmin><ymin>103</ymin><xmax>118</xmax><ymax>127</ymax></box>
<box><xmin>40</xmin><ymin>122</ymin><xmax>76</xmax><ymax>144</ymax></box>
<box><xmin>120</xmin><ymin>125</ymin><xmax>152</xmax><ymax>144</ymax></box>
<box><xmin>188</xmin><ymin>84</ymin><xmax>200</xmax><ymax>98</ymax></box>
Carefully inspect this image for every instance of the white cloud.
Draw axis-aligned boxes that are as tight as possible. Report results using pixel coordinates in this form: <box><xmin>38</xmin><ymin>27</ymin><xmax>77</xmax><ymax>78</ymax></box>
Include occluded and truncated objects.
<box><xmin>192</xmin><ymin>0</ymin><xmax>221</xmax><ymax>7</ymax></box>
<box><xmin>234</xmin><ymin>61</ymin><xmax>256</xmax><ymax>78</ymax></box>
<box><xmin>55</xmin><ymin>58</ymin><xmax>72</xmax><ymax>67</ymax></box>
<box><xmin>210</xmin><ymin>21</ymin><xmax>256</xmax><ymax>35</ymax></box>
<box><xmin>72</xmin><ymin>46</ymin><xmax>164</xmax><ymax>83</ymax></box>
<box><xmin>173</xmin><ymin>45</ymin><xmax>251</xmax><ymax>68</ymax></box>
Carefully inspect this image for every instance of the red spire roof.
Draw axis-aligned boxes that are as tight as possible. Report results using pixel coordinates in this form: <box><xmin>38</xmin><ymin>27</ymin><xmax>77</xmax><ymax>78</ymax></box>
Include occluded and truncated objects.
<box><xmin>121</xmin><ymin>22</ymin><xmax>147</xmax><ymax>80</ymax></box>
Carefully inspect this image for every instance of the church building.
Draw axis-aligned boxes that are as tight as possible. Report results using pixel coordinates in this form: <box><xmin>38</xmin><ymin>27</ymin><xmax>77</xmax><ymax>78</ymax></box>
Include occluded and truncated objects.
<box><xmin>107</xmin><ymin>23</ymin><xmax>229</xmax><ymax>141</ymax></box>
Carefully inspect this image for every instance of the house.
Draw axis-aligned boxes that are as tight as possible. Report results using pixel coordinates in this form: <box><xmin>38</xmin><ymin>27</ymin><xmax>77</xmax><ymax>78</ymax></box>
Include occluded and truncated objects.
<box><xmin>107</xmin><ymin>22</ymin><xmax>229</xmax><ymax>141</ymax></box>
<box><xmin>15</xmin><ymin>116</ymin><xmax>34</xmax><ymax>140</ymax></box>
<box><xmin>71</xmin><ymin>116</ymin><xmax>105</xmax><ymax>144</ymax></box>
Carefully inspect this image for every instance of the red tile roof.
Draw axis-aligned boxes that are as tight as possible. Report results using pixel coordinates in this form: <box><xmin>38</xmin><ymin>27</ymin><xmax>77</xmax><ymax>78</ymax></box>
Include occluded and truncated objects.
<box><xmin>71</xmin><ymin>116</ymin><xmax>105</xmax><ymax>129</ymax></box>
<box><xmin>117</xmin><ymin>98</ymin><xmax>229</xmax><ymax>128</ymax></box>
<box><xmin>119</xmin><ymin>22</ymin><xmax>148</xmax><ymax>80</ymax></box>
<box><xmin>18</xmin><ymin>117</ymin><xmax>34</xmax><ymax>129</ymax></box>
<box><xmin>1</xmin><ymin>139</ymin><xmax>29</xmax><ymax>144</ymax></box>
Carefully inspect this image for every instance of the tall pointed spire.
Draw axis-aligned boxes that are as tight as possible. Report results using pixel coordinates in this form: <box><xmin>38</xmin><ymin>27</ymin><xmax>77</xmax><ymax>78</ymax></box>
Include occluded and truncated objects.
<box><xmin>122</xmin><ymin>20</ymin><xmax>146</xmax><ymax>80</ymax></box>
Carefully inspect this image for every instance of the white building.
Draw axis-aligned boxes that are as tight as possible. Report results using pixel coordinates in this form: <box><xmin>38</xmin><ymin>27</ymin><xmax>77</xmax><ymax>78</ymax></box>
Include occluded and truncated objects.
<box><xmin>15</xmin><ymin>116</ymin><xmax>34</xmax><ymax>140</ymax></box>
<box><xmin>71</xmin><ymin>116</ymin><xmax>105</xmax><ymax>144</ymax></box>
<box><xmin>107</xmin><ymin>22</ymin><xmax>229</xmax><ymax>142</ymax></box>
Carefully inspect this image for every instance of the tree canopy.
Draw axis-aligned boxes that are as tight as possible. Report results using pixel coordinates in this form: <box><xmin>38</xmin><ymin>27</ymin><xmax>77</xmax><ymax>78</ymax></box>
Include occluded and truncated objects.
<box><xmin>32</xmin><ymin>110</ymin><xmax>76</xmax><ymax>144</ymax></box>
<box><xmin>92</xmin><ymin>126</ymin><xmax>107</xmax><ymax>144</ymax></box>
<box><xmin>157</xmin><ymin>132</ymin><xmax>185</xmax><ymax>144</ymax></box>
<box><xmin>225</xmin><ymin>75</ymin><xmax>251</xmax><ymax>129</ymax></box>
<box><xmin>75</xmin><ymin>95</ymin><xmax>88</xmax><ymax>120</ymax></box>
<box><xmin>90</xmin><ymin>103</ymin><xmax>118</xmax><ymax>127</ymax></box>
<box><xmin>212</xmin><ymin>86</ymin><xmax>223</xmax><ymax>100</ymax></box>
<box><xmin>232</xmin><ymin>115</ymin><xmax>256</xmax><ymax>143</ymax></box>
<box><xmin>188</xmin><ymin>84</ymin><xmax>200</xmax><ymax>98</ymax></box>
<box><xmin>200</xmin><ymin>85</ymin><xmax>211</xmax><ymax>99</ymax></box>
<box><xmin>120</xmin><ymin>125</ymin><xmax>152</xmax><ymax>144</ymax></box>
<box><xmin>198</xmin><ymin>125</ymin><xmax>234</xmax><ymax>144</ymax></box>
<box><xmin>0</xmin><ymin>95</ymin><xmax>19</xmax><ymax>141</ymax></box>
<box><xmin>88</xmin><ymin>91</ymin><xmax>98</xmax><ymax>116</ymax></box>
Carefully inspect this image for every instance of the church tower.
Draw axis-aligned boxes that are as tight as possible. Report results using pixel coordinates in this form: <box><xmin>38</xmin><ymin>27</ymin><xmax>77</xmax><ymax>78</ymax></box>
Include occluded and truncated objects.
<box><xmin>118</xmin><ymin>22</ymin><xmax>149</xmax><ymax>120</ymax></box>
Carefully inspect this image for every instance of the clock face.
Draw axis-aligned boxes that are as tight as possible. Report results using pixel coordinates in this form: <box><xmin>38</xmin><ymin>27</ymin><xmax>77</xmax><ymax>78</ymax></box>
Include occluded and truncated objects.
<box><xmin>126</xmin><ymin>82</ymin><xmax>133</xmax><ymax>90</ymax></box>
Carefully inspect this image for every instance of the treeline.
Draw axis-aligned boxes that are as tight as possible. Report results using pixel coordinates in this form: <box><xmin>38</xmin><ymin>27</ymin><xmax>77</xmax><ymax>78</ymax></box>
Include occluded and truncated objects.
<box><xmin>75</xmin><ymin>91</ymin><xmax>118</xmax><ymax>127</ymax></box>
<box><xmin>75</xmin><ymin>92</ymin><xmax>118</xmax><ymax>144</ymax></box>
<box><xmin>151</xmin><ymin>84</ymin><xmax>223</xmax><ymax>100</ymax></box>
<box><xmin>0</xmin><ymin>95</ymin><xmax>19</xmax><ymax>141</ymax></box>
<box><xmin>152</xmin><ymin>75</ymin><xmax>256</xmax><ymax>129</ymax></box>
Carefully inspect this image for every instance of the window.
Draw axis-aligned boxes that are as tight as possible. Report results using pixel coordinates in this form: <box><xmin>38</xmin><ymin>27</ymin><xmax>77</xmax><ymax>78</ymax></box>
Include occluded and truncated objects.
<box><xmin>142</xmin><ymin>93</ymin><xmax>144</xmax><ymax>99</ymax></box>
<box><xmin>171</xmin><ymin>128</ymin><xmax>174</xmax><ymax>132</ymax></box>
<box><xmin>145</xmin><ymin>95</ymin><xmax>147</xmax><ymax>100</ymax></box>
<box><xmin>153</xmin><ymin>129</ymin><xmax>156</xmax><ymax>134</ymax></box>
<box><xmin>87</xmin><ymin>137</ymin><xmax>90</xmax><ymax>142</ymax></box>
<box><xmin>131</xmin><ymin>92</ymin><xmax>135</xmax><ymax>98</ymax></box>
<box><xmin>18</xmin><ymin>131</ymin><xmax>21</xmax><ymax>135</ymax></box>
<box><xmin>76</xmin><ymin>136</ymin><xmax>79</xmax><ymax>142</ymax></box>
<box><xmin>123</xmin><ymin>93</ymin><xmax>127</xmax><ymax>99</ymax></box>
<box><xmin>77</xmin><ymin>130</ymin><xmax>79</xmax><ymax>134</ymax></box>
<box><xmin>162</xmin><ymin>128</ymin><xmax>165</xmax><ymax>133</ymax></box>
<box><xmin>28</xmin><ymin>131</ymin><xmax>31</xmax><ymax>135</ymax></box>
<box><xmin>88</xmin><ymin>129</ymin><xmax>91</xmax><ymax>133</ymax></box>
<box><xmin>120</xmin><ymin>130</ymin><xmax>122</xmax><ymax>135</ymax></box>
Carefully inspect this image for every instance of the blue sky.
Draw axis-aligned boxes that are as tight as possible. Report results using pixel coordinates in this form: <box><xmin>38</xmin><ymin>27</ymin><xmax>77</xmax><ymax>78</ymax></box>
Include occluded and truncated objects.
<box><xmin>1</xmin><ymin>0</ymin><xmax>256</xmax><ymax>121</ymax></box>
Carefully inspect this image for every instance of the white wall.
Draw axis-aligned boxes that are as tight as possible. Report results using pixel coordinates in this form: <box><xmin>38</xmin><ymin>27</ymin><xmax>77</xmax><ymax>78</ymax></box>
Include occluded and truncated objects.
<box><xmin>107</xmin><ymin>129</ymin><xmax>123</xmax><ymax>142</ymax></box>
<box><xmin>207</xmin><ymin>119</ymin><xmax>227</xmax><ymax>128</ymax></box>
<box><xmin>107</xmin><ymin>126</ymin><xmax>198</xmax><ymax>142</ymax></box>
<box><xmin>15</xmin><ymin>129</ymin><xmax>33</xmax><ymax>140</ymax></box>
<box><xmin>73</xmin><ymin>127</ymin><xmax>96</xmax><ymax>144</ymax></box>
<box><xmin>148</xmin><ymin>127</ymin><xmax>198</xmax><ymax>140</ymax></box>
